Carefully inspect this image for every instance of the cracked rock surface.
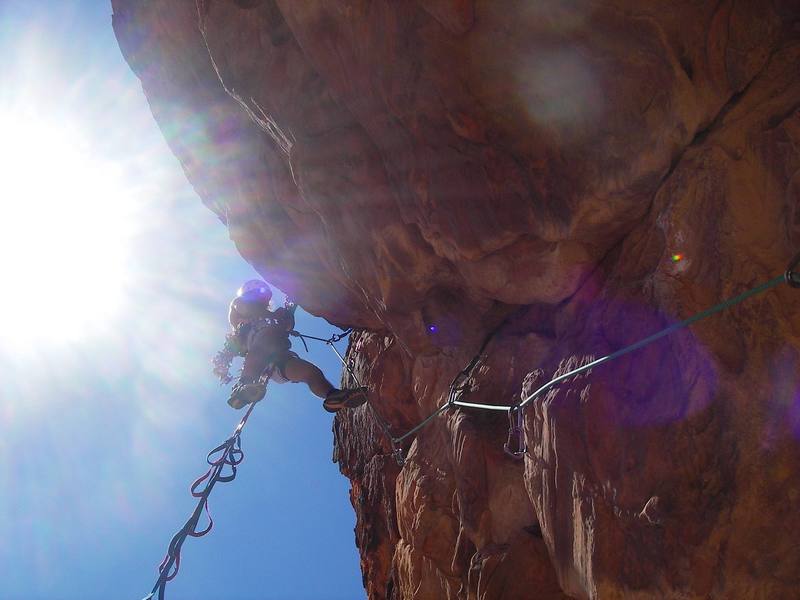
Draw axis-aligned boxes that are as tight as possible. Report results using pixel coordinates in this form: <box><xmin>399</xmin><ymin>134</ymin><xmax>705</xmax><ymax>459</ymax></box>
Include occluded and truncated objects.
<box><xmin>113</xmin><ymin>1</ymin><xmax>800</xmax><ymax>597</ymax></box>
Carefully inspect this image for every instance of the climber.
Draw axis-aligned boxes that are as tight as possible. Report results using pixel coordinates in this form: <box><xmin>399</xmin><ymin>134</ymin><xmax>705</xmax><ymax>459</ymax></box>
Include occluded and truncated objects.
<box><xmin>213</xmin><ymin>279</ymin><xmax>368</xmax><ymax>412</ymax></box>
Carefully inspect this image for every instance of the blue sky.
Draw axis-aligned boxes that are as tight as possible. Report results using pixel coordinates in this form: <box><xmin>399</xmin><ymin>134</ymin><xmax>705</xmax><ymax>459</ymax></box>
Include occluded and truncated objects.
<box><xmin>0</xmin><ymin>2</ymin><xmax>364</xmax><ymax>599</ymax></box>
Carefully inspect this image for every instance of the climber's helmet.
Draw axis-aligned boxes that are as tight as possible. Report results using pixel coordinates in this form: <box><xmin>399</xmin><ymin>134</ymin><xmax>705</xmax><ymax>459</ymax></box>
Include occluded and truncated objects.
<box><xmin>230</xmin><ymin>279</ymin><xmax>272</xmax><ymax>322</ymax></box>
<box><xmin>237</xmin><ymin>279</ymin><xmax>272</xmax><ymax>303</ymax></box>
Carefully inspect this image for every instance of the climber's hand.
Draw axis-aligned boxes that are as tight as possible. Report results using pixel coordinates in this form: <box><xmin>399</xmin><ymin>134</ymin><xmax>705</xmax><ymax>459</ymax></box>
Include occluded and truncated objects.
<box><xmin>212</xmin><ymin>348</ymin><xmax>235</xmax><ymax>384</ymax></box>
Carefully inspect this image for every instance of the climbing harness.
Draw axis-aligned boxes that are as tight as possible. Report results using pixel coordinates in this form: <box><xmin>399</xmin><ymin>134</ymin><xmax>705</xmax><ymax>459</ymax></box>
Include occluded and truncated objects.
<box><xmin>215</xmin><ymin>300</ymin><xmax>297</xmax><ymax>384</ymax></box>
<box><xmin>143</xmin><ymin>254</ymin><xmax>798</xmax><ymax>598</ymax></box>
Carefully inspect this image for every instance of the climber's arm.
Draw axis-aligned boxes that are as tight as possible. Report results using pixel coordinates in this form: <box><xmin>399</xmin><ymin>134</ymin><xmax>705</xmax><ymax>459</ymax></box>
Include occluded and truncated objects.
<box><xmin>212</xmin><ymin>328</ymin><xmax>246</xmax><ymax>384</ymax></box>
<box><xmin>276</xmin><ymin>302</ymin><xmax>296</xmax><ymax>331</ymax></box>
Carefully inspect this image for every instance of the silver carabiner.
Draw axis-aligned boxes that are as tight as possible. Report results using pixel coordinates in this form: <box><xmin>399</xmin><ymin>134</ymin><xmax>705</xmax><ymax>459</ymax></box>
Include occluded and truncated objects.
<box><xmin>503</xmin><ymin>405</ymin><xmax>526</xmax><ymax>460</ymax></box>
<box><xmin>392</xmin><ymin>447</ymin><xmax>406</xmax><ymax>467</ymax></box>
<box><xmin>786</xmin><ymin>251</ymin><xmax>800</xmax><ymax>288</ymax></box>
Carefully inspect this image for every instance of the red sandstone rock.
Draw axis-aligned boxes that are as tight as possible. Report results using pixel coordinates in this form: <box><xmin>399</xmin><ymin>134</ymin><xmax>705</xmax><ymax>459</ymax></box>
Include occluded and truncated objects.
<box><xmin>114</xmin><ymin>1</ymin><xmax>800</xmax><ymax>597</ymax></box>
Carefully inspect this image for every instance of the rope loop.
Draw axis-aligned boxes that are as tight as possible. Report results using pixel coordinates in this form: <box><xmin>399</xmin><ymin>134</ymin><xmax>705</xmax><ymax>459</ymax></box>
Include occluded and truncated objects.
<box><xmin>187</xmin><ymin>500</ymin><xmax>214</xmax><ymax>538</ymax></box>
<box><xmin>292</xmin><ymin>331</ymin><xmax>310</xmax><ymax>353</ymax></box>
<box><xmin>329</xmin><ymin>328</ymin><xmax>353</xmax><ymax>343</ymax></box>
<box><xmin>205</xmin><ymin>439</ymin><xmax>232</xmax><ymax>466</ymax></box>
<box><xmin>215</xmin><ymin>463</ymin><xmax>239</xmax><ymax>484</ymax></box>
<box><xmin>190</xmin><ymin>469</ymin><xmax>214</xmax><ymax>498</ymax></box>
<box><xmin>157</xmin><ymin>550</ymin><xmax>180</xmax><ymax>583</ymax></box>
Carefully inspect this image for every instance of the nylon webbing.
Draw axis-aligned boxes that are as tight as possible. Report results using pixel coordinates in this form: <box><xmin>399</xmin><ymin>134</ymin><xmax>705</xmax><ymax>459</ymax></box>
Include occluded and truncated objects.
<box><xmin>143</xmin><ymin>399</ymin><xmax>259</xmax><ymax>600</ymax></box>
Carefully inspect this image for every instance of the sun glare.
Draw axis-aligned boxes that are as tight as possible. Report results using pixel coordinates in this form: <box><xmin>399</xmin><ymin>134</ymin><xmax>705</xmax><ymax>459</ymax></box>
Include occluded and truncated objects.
<box><xmin>0</xmin><ymin>113</ymin><xmax>135</xmax><ymax>349</ymax></box>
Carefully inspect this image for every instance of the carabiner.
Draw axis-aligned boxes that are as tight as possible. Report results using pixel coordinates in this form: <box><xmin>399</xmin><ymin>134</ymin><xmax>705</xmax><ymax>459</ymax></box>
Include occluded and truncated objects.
<box><xmin>503</xmin><ymin>405</ymin><xmax>527</xmax><ymax>460</ymax></box>
<box><xmin>785</xmin><ymin>251</ymin><xmax>800</xmax><ymax>288</ymax></box>
<box><xmin>392</xmin><ymin>446</ymin><xmax>406</xmax><ymax>467</ymax></box>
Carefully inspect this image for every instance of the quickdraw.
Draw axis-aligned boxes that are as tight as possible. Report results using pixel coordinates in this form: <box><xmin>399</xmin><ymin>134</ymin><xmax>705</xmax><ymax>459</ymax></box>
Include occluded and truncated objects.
<box><xmin>785</xmin><ymin>251</ymin><xmax>800</xmax><ymax>288</ymax></box>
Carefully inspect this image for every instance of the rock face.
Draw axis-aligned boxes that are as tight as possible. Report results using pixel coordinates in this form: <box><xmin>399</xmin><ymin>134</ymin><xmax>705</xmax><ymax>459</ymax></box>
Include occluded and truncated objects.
<box><xmin>113</xmin><ymin>1</ymin><xmax>800</xmax><ymax>597</ymax></box>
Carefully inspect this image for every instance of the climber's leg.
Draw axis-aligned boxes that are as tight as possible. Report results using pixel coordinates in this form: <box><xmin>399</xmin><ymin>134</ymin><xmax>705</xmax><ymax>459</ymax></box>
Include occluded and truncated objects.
<box><xmin>228</xmin><ymin>328</ymin><xmax>273</xmax><ymax>409</ymax></box>
<box><xmin>321</xmin><ymin>386</ymin><xmax>369</xmax><ymax>413</ymax></box>
<box><xmin>282</xmin><ymin>356</ymin><xmax>336</xmax><ymax>399</ymax></box>
<box><xmin>240</xmin><ymin>340</ymin><xmax>272</xmax><ymax>383</ymax></box>
<box><xmin>282</xmin><ymin>356</ymin><xmax>367</xmax><ymax>412</ymax></box>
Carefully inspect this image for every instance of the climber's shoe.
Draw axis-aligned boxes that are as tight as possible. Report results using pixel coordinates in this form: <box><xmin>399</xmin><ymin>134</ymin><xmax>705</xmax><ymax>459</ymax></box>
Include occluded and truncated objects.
<box><xmin>228</xmin><ymin>381</ymin><xmax>267</xmax><ymax>410</ymax></box>
<box><xmin>323</xmin><ymin>387</ymin><xmax>368</xmax><ymax>413</ymax></box>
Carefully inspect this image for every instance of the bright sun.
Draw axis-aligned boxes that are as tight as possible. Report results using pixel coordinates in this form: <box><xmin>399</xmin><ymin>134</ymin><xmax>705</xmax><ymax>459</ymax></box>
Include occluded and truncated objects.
<box><xmin>0</xmin><ymin>113</ymin><xmax>135</xmax><ymax>349</ymax></box>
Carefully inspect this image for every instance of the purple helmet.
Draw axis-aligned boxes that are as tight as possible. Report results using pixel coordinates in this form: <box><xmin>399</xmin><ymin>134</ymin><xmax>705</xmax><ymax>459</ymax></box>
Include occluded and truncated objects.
<box><xmin>236</xmin><ymin>279</ymin><xmax>272</xmax><ymax>301</ymax></box>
